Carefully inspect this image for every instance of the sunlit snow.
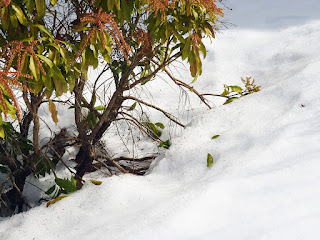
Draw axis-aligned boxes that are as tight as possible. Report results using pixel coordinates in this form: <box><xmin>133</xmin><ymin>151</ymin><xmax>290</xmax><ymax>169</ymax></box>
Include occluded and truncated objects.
<box><xmin>1</xmin><ymin>2</ymin><xmax>320</xmax><ymax>240</ymax></box>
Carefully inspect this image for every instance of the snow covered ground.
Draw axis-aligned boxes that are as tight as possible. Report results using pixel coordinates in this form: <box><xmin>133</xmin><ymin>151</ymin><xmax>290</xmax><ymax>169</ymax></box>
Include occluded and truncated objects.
<box><xmin>1</xmin><ymin>2</ymin><xmax>320</xmax><ymax>240</ymax></box>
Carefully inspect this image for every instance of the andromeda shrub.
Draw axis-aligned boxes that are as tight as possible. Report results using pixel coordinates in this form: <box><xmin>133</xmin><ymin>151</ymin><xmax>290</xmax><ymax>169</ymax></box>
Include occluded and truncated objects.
<box><xmin>0</xmin><ymin>0</ymin><xmax>226</xmax><ymax>216</ymax></box>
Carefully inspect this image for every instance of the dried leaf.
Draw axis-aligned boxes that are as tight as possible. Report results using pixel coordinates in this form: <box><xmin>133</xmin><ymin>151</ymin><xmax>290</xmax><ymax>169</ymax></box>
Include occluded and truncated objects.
<box><xmin>46</xmin><ymin>196</ymin><xmax>68</xmax><ymax>207</ymax></box>
<box><xmin>48</xmin><ymin>99</ymin><xmax>58</xmax><ymax>124</ymax></box>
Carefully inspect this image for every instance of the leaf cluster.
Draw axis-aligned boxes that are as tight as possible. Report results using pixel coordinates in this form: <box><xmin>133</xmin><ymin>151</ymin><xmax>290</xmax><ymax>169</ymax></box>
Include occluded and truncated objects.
<box><xmin>222</xmin><ymin>77</ymin><xmax>261</xmax><ymax>105</ymax></box>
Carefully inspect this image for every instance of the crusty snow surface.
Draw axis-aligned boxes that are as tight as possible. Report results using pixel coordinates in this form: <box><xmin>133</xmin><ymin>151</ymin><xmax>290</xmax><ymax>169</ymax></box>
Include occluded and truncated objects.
<box><xmin>1</xmin><ymin>3</ymin><xmax>320</xmax><ymax>240</ymax></box>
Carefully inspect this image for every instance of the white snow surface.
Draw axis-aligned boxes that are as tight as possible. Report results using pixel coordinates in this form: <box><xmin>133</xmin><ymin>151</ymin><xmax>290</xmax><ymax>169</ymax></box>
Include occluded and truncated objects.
<box><xmin>1</xmin><ymin>9</ymin><xmax>320</xmax><ymax>240</ymax></box>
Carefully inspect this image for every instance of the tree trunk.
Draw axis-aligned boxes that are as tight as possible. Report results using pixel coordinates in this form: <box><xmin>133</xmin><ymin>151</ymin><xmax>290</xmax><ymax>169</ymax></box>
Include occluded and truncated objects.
<box><xmin>74</xmin><ymin>92</ymin><xmax>125</xmax><ymax>188</ymax></box>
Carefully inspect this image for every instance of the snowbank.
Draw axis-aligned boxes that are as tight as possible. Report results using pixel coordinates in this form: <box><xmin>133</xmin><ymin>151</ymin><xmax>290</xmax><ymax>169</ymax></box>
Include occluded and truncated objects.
<box><xmin>1</xmin><ymin>20</ymin><xmax>320</xmax><ymax>240</ymax></box>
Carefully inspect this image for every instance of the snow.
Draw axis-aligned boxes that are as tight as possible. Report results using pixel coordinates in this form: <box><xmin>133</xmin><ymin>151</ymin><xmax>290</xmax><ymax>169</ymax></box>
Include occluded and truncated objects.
<box><xmin>2</xmin><ymin>2</ymin><xmax>320</xmax><ymax>240</ymax></box>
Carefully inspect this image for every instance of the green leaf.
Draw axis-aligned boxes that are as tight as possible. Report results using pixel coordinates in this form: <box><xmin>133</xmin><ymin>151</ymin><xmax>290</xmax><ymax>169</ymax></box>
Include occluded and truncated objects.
<box><xmin>30</xmin><ymin>56</ymin><xmax>40</xmax><ymax>81</ymax></box>
<box><xmin>221</xmin><ymin>89</ymin><xmax>229</xmax><ymax>96</ymax></box>
<box><xmin>211</xmin><ymin>135</ymin><xmax>220</xmax><ymax>140</ymax></box>
<box><xmin>45</xmin><ymin>185</ymin><xmax>56</xmax><ymax>195</ymax></box>
<box><xmin>66</xmin><ymin>71</ymin><xmax>75</xmax><ymax>92</ymax></box>
<box><xmin>11</xmin><ymin>3</ymin><xmax>28</xmax><ymax>26</ymax></box>
<box><xmin>37</xmin><ymin>54</ymin><xmax>54</xmax><ymax>68</ymax></box>
<box><xmin>26</xmin><ymin>0</ymin><xmax>36</xmax><ymax>14</ymax></box>
<box><xmin>223</xmin><ymin>97</ymin><xmax>239</xmax><ymax>105</ymax></box>
<box><xmin>155</xmin><ymin>122</ymin><xmax>165</xmax><ymax>129</ymax></box>
<box><xmin>4</xmin><ymin>99</ymin><xmax>16</xmax><ymax>119</ymax></box>
<box><xmin>34</xmin><ymin>24</ymin><xmax>53</xmax><ymax>38</ymax></box>
<box><xmin>1</xmin><ymin>7</ymin><xmax>9</xmax><ymax>30</ymax></box>
<box><xmin>191</xmin><ymin>75</ymin><xmax>199</xmax><ymax>84</ymax></box>
<box><xmin>199</xmin><ymin>42</ymin><xmax>207</xmax><ymax>58</ymax></box>
<box><xmin>229</xmin><ymin>86</ymin><xmax>243</xmax><ymax>93</ymax></box>
<box><xmin>207</xmin><ymin>153</ymin><xmax>213</xmax><ymax>167</ymax></box>
<box><xmin>115</xmin><ymin>0</ymin><xmax>121</xmax><ymax>10</ymax></box>
<box><xmin>50</xmin><ymin>0</ymin><xmax>58</xmax><ymax>6</ymax></box>
<box><xmin>55</xmin><ymin>177</ymin><xmax>78</xmax><ymax>193</ymax></box>
<box><xmin>90</xmin><ymin>179</ymin><xmax>102</xmax><ymax>185</ymax></box>
<box><xmin>50</xmin><ymin>65</ymin><xmax>66</xmax><ymax>96</ymax></box>
<box><xmin>95</xmin><ymin>105</ymin><xmax>107</xmax><ymax>111</ymax></box>
<box><xmin>36</xmin><ymin>0</ymin><xmax>46</xmax><ymax>19</ymax></box>
<box><xmin>158</xmin><ymin>140</ymin><xmax>171</xmax><ymax>149</ymax></box>
<box><xmin>128</xmin><ymin>102</ymin><xmax>136</xmax><ymax>111</ymax></box>
<box><xmin>50</xmin><ymin>65</ymin><xmax>65</xmax><ymax>82</ymax></box>
<box><xmin>107</xmin><ymin>0</ymin><xmax>114</xmax><ymax>11</ymax></box>
<box><xmin>0</xmin><ymin>126</ymin><xmax>4</xmax><ymax>139</ymax></box>
<box><xmin>9</xmin><ymin>8</ymin><xmax>18</xmax><ymax>28</ymax></box>
<box><xmin>182</xmin><ymin>40</ymin><xmax>191</xmax><ymax>60</ymax></box>
<box><xmin>42</xmin><ymin>66</ymin><xmax>53</xmax><ymax>94</ymax></box>
<box><xmin>72</xmin><ymin>26</ymin><xmax>90</xmax><ymax>33</ymax></box>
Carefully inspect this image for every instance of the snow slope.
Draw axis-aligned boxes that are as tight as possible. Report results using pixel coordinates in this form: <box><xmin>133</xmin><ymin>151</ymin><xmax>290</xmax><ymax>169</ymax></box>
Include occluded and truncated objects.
<box><xmin>1</xmin><ymin>9</ymin><xmax>320</xmax><ymax>240</ymax></box>
<box><xmin>224</xmin><ymin>0</ymin><xmax>320</xmax><ymax>29</ymax></box>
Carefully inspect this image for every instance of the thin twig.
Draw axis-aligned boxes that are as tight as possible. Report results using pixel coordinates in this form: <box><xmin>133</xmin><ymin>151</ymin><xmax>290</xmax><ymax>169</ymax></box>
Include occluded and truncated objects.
<box><xmin>164</xmin><ymin>68</ymin><xmax>212</xmax><ymax>109</ymax></box>
<box><xmin>123</xmin><ymin>96</ymin><xmax>185</xmax><ymax>127</ymax></box>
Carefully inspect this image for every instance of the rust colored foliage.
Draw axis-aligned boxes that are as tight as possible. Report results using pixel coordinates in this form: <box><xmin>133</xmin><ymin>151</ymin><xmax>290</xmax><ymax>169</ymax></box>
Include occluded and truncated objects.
<box><xmin>242</xmin><ymin>77</ymin><xmax>261</xmax><ymax>93</ymax></box>
<box><xmin>134</xmin><ymin>29</ymin><xmax>153</xmax><ymax>59</ymax></box>
<box><xmin>191</xmin><ymin>0</ymin><xmax>224</xmax><ymax>17</ymax></box>
<box><xmin>191</xmin><ymin>32</ymin><xmax>202</xmax><ymax>49</ymax></box>
<box><xmin>148</xmin><ymin>0</ymin><xmax>177</xmax><ymax>19</ymax></box>
<box><xmin>149</xmin><ymin>0</ymin><xmax>224</xmax><ymax>19</ymax></box>
<box><xmin>0</xmin><ymin>0</ymin><xmax>11</xmax><ymax>7</ymax></box>
<box><xmin>2</xmin><ymin>40</ymin><xmax>46</xmax><ymax>75</ymax></box>
<box><xmin>0</xmin><ymin>41</ymin><xmax>40</xmax><ymax>121</ymax></box>
<box><xmin>76</xmin><ymin>8</ymin><xmax>131</xmax><ymax>61</ymax></box>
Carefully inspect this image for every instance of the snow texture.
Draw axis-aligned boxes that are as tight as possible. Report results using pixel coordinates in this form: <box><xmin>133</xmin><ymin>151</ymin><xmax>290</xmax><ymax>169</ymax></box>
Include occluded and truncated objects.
<box><xmin>1</xmin><ymin>2</ymin><xmax>320</xmax><ymax>240</ymax></box>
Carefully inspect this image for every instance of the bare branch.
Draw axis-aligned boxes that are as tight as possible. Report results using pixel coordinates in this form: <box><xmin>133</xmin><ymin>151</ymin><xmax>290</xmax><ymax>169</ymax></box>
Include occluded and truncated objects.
<box><xmin>164</xmin><ymin>68</ymin><xmax>212</xmax><ymax>109</ymax></box>
<box><xmin>123</xmin><ymin>96</ymin><xmax>185</xmax><ymax>127</ymax></box>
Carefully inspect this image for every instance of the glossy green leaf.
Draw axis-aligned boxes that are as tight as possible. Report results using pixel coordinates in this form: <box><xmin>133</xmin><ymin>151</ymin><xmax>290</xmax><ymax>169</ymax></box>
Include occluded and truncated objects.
<box><xmin>66</xmin><ymin>71</ymin><xmax>75</xmax><ymax>92</ymax></box>
<box><xmin>0</xmin><ymin>126</ymin><xmax>4</xmax><ymax>139</ymax></box>
<box><xmin>34</xmin><ymin>24</ymin><xmax>53</xmax><ymax>38</ymax></box>
<box><xmin>9</xmin><ymin>8</ymin><xmax>18</xmax><ymax>28</ymax></box>
<box><xmin>42</xmin><ymin>68</ymin><xmax>53</xmax><ymax>93</ymax></box>
<box><xmin>1</xmin><ymin>7</ymin><xmax>9</xmax><ymax>31</ymax></box>
<box><xmin>36</xmin><ymin>0</ymin><xmax>46</xmax><ymax>19</ymax></box>
<box><xmin>230</xmin><ymin>86</ymin><xmax>243</xmax><ymax>93</ymax></box>
<box><xmin>37</xmin><ymin>54</ymin><xmax>54</xmax><ymax>68</ymax></box>
<box><xmin>182</xmin><ymin>40</ymin><xmax>191</xmax><ymax>60</ymax></box>
<box><xmin>26</xmin><ymin>0</ymin><xmax>36</xmax><ymax>14</ymax></box>
<box><xmin>107</xmin><ymin>0</ymin><xmax>114</xmax><ymax>11</ymax></box>
<box><xmin>221</xmin><ymin>89</ymin><xmax>229</xmax><ymax>96</ymax></box>
<box><xmin>45</xmin><ymin>185</ymin><xmax>56</xmax><ymax>195</ymax></box>
<box><xmin>55</xmin><ymin>177</ymin><xmax>77</xmax><ymax>193</ymax></box>
<box><xmin>211</xmin><ymin>135</ymin><xmax>220</xmax><ymax>139</ymax></box>
<box><xmin>115</xmin><ymin>0</ymin><xmax>121</xmax><ymax>10</ymax></box>
<box><xmin>128</xmin><ymin>102</ymin><xmax>136</xmax><ymax>111</ymax></box>
<box><xmin>11</xmin><ymin>3</ymin><xmax>28</xmax><ymax>26</ymax></box>
<box><xmin>207</xmin><ymin>153</ymin><xmax>213</xmax><ymax>167</ymax></box>
<box><xmin>30</xmin><ymin>56</ymin><xmax>40</xmax><ymax>81</ymax></box>
<box><xmin>155</xmin><ymin>122</ymin><xmax>165</xmax><ymax>129</ymax></box>
<box><xmin>90</xmin><ymin>179</ymin><xmax>102</xmax><ymax>185</ymax></box>
<box><xmin>50</xmin><ymin>0</ymin><xmax>57</xmax><ymax>6</ymax></box>
<box><xmin>95</xmin><ymin>105</ymin><xmax>107</xmax><ymax>111</ymax></box>
<box><xmin>223</xmin><ymin>97</ymin><xmax>239</xmax><ymax>105</ymax></box>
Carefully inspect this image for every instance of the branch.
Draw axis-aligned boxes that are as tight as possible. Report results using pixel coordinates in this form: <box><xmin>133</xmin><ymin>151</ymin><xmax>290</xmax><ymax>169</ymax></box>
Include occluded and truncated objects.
<box><xmin>164</xmin><ymin>68</ymin><xmax>212</xmax><ymax>109</ymax></box>
<box><xmin>96</xmin><ymin>154</ymin><xmax>129</xmax><ymax>173</ymax></box>
<box><xmin>117</xmin><ymin>113</ymin><xmax>162</xmax><ymax>143</ymax></box>
<box><xmin>125</xmin><ymin>61</ymin><xmax>166</xmax><ymax>90</ymax></box>
<box><xmin>123</xmin><ymin>96</ymin><xmax>185</xmax><ymax>127</ymax></box>
<box><xmin>201</xmin><ymin>93</ymin><xmax>228</xmax><ymax>98</ymax></box>
<box><xmin>125</xmin><ymin>37</ymin><xmax>173</xmax><ymax>91</ymax></box>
